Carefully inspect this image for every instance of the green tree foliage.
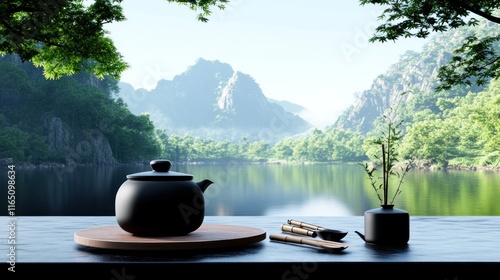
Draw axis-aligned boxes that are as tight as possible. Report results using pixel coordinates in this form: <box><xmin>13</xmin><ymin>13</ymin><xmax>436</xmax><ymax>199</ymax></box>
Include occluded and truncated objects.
<box><xmin>0</xmin><ymin>126</ymin><xmax>29</xmax><ymax>159</ymax></box>
<box><xmin>103</xmin><ymin>111</ymin><xmax>162</xmax><ymax>162</ymax></box>
<box><xmin>0</xmin><ymin>57</ymin><xmax>161</xmax><ymax>164</ymax></box>
<box><xmin>167</xmin><ymin>0</ymin><xmax>229</xmax><ymax>22</ymax></box>
<box><xmin>401</xmin><ymin>78</ymin><xmax>500</xmax><ymax>167</ymax></box>
<box><xmin>326</xmin><ymin>127</ymin><xmax>366</xmax><ymax>161</ymax></box>
<box><xmin>247</xmin><ymin>141</ymin><xmax>271</xmax><ymax>162</ymax></box>
<box><xmin>359</xmin><ymin>0</ymin><xmax>500</xmax><ymax>91</ymax></box>
<box><xmin>401</xmin><ymin>119</ymin><xmax>461</xmax><ymax>166</ymax></box>
<box><xmin>272</xmin><ymin>137</ymin><xmax>296</xmax><ymax>161</ymax></box>
<box><xmin>0</xmin><ymin>0</ymin><xmax>228</xmax><ymax>80</ymax></box>
<box><xmin>267</xmin><ymin>127</ymin><xmax>365</xmax><ymax>163</ymax></box>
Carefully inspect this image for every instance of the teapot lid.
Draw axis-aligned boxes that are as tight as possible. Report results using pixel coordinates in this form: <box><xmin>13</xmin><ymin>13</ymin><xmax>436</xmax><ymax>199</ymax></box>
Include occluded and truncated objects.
<box><xmin>126</xmin><ymin>160</ymin><xmax>193</xmax><ymax>181</ymax></box>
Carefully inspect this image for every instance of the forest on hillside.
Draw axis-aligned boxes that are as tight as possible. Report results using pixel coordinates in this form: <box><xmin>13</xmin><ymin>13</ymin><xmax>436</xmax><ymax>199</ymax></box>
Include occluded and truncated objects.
<box><xmin>0</xmin><ymin>55</ymin><xmax>160</xmax><ymax>165</ymax></box>
<box><xmin>0</xmin><ymin>14</ymin><xmax>499</xmax><ymax>169</ymax></box>
<box><xmin>158</xmin><ymin>77</ymin><xmax>499</xmax><ymax>169</ymax></box>
<box><xmin>1</xmin><ymin>49</ymin><xmax>498</xmax><ymax>169</ymax></box>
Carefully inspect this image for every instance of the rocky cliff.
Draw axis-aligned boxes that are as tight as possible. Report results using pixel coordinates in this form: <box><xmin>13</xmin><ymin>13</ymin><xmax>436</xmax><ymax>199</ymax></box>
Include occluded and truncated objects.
<box><xmin>46</xmin><ymin>116</ymin><xmax>116</xmax><ymax>165</ymax></box>
<box><xmin>333</xmin><ymin>20</ymin><xmax>497</xmax><ymax>135</ymax></box>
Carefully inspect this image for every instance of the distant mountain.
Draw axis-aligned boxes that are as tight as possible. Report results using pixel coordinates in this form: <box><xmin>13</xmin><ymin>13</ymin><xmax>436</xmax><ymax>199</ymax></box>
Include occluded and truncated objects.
<box><xmin>333</xmin><ymin>18</ymin><xmax>498</xmax><ymax>135</ymax></box>
<box><xmin>117</xmin><ymin>58</ymin><xmax>312</xmax><ymax>143</ymax></box>
<box><xmin>267</xmin><ymin>98</ymin><xmax>308</xmax><ymax>115</ymax></box>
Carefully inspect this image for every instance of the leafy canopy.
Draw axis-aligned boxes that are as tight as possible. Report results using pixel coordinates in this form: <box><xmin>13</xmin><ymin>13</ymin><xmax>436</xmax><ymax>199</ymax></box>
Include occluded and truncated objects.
<box><xmin>359</xmin><ymin>0</ymin><xmax>500</xmax><ymax>91</ymax></box>
<box><xmin>0</xmin><ymin>0</ymin><xmax>228</xmax><ymax>80</ymax></box>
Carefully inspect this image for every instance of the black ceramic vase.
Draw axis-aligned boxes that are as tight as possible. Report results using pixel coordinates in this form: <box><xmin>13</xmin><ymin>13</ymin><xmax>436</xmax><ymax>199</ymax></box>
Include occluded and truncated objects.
<box><xmin>356</xmin><ymin>204</ymin><xmax>410</xmax><ymax>245</ymax></box>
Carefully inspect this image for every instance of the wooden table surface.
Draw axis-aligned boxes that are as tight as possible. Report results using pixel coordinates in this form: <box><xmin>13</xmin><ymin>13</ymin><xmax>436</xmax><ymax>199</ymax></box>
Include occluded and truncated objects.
<box><xmin>2</xmin><ymin>216</ymin><xmax>500</xmax><ymax>279</ymax></box>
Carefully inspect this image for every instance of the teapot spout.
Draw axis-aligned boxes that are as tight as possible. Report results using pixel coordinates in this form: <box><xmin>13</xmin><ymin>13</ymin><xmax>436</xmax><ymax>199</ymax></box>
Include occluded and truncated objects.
<box><xmin>197</xmin><ymin>179</ymin><xmax>214</xmax><ymax>193</ymax></box>
<box><xmin>354</xmin><ymin>231</ymin><xmax>366</xmax><ymax>241</ymax></box>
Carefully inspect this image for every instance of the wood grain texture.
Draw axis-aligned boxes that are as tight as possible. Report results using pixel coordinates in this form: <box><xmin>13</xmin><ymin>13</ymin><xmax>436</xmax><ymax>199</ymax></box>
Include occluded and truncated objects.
<box><xmin>74</xmin><ymin>224</ymin><xmax>266</xmax><ymax>251</ymax></box>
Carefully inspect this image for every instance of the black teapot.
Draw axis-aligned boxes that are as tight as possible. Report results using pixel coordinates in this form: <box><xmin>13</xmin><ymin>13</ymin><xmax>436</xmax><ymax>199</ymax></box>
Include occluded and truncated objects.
<box><xmin>115</xmin><ymin>159</ymin><xmax>213</xmax><ymax>236</ymax></box>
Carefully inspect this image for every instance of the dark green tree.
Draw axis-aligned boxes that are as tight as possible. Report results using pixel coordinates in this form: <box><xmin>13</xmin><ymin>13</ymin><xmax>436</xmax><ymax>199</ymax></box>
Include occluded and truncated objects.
<box><xmin>0</xmin><ymin>126</ymin><xmax>29</xmax><ymax>159</ymax></box>
<box><xmin>0</xmin><ymin>0</ymin><xmax>228</xmax><ymax>80</ymax></box>
<box><xmin>359</xmin><ymin>0</ymin><xmax>500</xmax><ymax>91</ymax></box>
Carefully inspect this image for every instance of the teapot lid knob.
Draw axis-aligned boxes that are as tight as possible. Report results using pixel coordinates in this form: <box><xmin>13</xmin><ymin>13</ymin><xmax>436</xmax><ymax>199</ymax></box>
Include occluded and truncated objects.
<box><xmin>127</xmin><ymin>159</ymin><xmax>192</xmax><ymax>180</ymax></box>
<box><xmin>150</xmin><ymin>159</ymin><xmax>171</xmax><ymax>172</ymax></box>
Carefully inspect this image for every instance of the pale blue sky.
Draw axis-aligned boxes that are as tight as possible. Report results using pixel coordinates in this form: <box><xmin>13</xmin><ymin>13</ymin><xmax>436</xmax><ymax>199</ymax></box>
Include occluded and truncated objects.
<box><xmin>105</xmin><ymin>0</ymin><xmax>431</xmax><ymax>128</ymax></box>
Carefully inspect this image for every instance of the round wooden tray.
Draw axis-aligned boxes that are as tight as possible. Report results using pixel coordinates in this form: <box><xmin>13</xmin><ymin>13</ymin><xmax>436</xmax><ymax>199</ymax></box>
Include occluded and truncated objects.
<box><xmin>74</xmin><ymin>224</ymin><xmax>266</xmax><ymax>251</ymax></box>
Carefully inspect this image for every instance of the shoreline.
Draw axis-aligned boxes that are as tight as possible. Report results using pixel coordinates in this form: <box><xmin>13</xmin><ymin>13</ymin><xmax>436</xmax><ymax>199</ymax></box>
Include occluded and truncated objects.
<box><xmin>3</xmin><ymin>158</ymin><xmax>499</xmax><ymax>172</ymax></box>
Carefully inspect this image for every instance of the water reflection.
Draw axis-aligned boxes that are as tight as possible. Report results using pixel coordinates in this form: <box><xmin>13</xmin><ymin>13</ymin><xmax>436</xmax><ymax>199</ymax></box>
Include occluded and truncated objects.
<box><xmin>264</xmin><ymin>197</ymin><xmax>353</xmax><ymax>216</ymax></box>
<box><xmin>1</xmin><ymin>163</ymin><xmax>499</xmax><ymax>216</ymax></box>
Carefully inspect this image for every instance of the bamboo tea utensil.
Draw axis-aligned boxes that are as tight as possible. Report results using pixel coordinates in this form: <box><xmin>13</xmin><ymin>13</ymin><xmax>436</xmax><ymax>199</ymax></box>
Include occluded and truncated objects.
<box><xmin>281</xmin><ymin>224</ymin><xmax>317</xmax><ymax>237</ymax></box>
<box><xmin>288</xmin><ymin>219</ymin><xmax>327</xmax><ymax>230</ymax></box>
<box><xmin>269</xmin><ymin>234</ymin><xmax>348</xmax><ymax>252</ymax></box>
<box><xmin>286</xmin><ymin>220</ymin><xmax>348</xmax><ymax>241</ymax></box>
<box><xmin>277</xmin><ymin>227</ymin><xmax>353</xmax><ymax>247</ymax></box>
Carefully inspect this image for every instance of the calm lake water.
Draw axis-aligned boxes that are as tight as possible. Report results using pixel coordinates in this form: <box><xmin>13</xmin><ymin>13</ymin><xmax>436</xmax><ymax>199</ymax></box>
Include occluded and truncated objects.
<box><xmin>2</xmin><ymin>163</ymin><xmax>499</xmax><ymax>216</ymax></box>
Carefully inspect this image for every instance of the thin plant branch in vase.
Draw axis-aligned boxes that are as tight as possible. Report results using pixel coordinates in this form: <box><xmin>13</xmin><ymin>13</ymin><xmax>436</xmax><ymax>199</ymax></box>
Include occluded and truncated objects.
<box><xmin>359</xmin><ymin>92</ymin><xmax>413</xmax><ymax>206</ymax></box>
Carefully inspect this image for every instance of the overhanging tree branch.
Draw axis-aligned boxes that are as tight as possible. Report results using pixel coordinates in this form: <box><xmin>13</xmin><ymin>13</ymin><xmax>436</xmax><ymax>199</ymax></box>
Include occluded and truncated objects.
<box><xmin>360</xmin><ymin>0</ymin><xmax>500</xmax><ymax>91</ymax></box>
<box><xmin>448</xmin><ymin>0</ymin><xmax>500</xmax><ymax>24</ymax></box>
<box><xmin>0</xmin><ymin>0</ymin><xmax>228</xmax><ymax>80</ymax></box>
